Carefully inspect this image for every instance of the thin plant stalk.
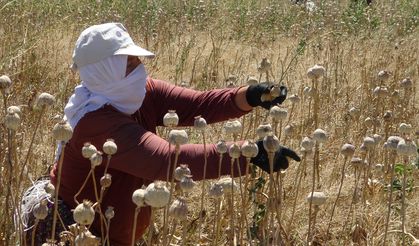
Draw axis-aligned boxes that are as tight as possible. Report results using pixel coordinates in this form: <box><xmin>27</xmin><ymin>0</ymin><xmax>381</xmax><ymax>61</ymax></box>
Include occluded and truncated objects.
<box><xmin>167</xmin><ymin>219</ymin><xmax>178</xmax><ymax>246</ymax></box>
<box><xmin>212</xmin><ymin>198</ymin><xmax>222</xmax><ymax>246</ymax></box>
<box><xmin>288</xmin><ymin>153</ymin><xmax>307</xmax><ymax>231</ymax></box>
<box><xmin>278</xmin><ymin>120</ymin><xmax>283</xmax><ymax>142</ymax></box>
<box><xmin>162</xmin><ymin>140</ymin><xmax>173</xmax><ymax>245</ymax></box>
<box><xmin>311</xmin><ymin>205</ymin><xmax>320</xmax><ymax>241</ymax></box>
<box><xmin>312</xmin><ymin>78</ymin><xmax>319</xmax><ymax>129</ymax></box>
<box><xmin>362</xmin><ymin>150</ymin><xmax>371</xmax><ymax>205</ymax></box>
<box><xmin>235</xmin><ymin>158</ymin><xmax>251</xmax><ymax>245</ymax></box>
<box><xmin>105</xmin><ymin>217</ymin><xmax>112</xmax><ymax>246</ymax></box>
<box><xmin>383</xmin><ymin>151</ymin><xmax>397</xmax><ymax>244</ymax></box>
<box><xmin>90</xmin><ymin>170</ymin><xmax>105</xmax><ymax>239</ymax></box>
<box><xmin>182</xmin><ymin>221</ymin><xmax>188</xmax><ymax>246</ymax></box>
<box><xmin>131</xmin><ymin>207</ymin><xmax>141</xmax><ymax>246</ymax></box>
<box><xmin>50</xmin><ymin>142</ymin><xmax>66</xmax><ymax>242</ymax></box>
<box><xmin>229</xmin><ymin>157</ymin><xmax>236</xmax><ymax>245</ymax></box>
<box><xmin>103</xmin><ymin>154</ymin><xmax>112</xmax><ymax>177</ymax></box>
<box><xmin>217</xmin><ymin>153</ymin><xmax>223</xmax><ymax>178</ymax></box>
<box><xmin>341</xmin><ymin>166</ymin><xmax>362</xmax><ymax>236</ymax></box>
<box><xmin>162</xmin><ymin>145</ymin><xmax>180</xmax><ymax>245</ymax></box>
<box><xmin>74</xmin><ymin>169</ymin><xmax>93</xmax><ymax>204</ymax></box>
<box><xmin>244</xmin><ymin>158</ymin><xmax>252</xmax><ymax>208</ymax></box>
<box><xmin>314</xmin><ymin>143</ymin><xmax>321</xmax><ymax>189</ymax></box>
<box><xmin>401</xmin><ymin>157</ymin><xmax>408</xmax><ymax>246</ymax></box>
<box><xmin>286</xmin><ymin>104</ymin><xmax>295</xmax><ymax>126</ymax></box>
<box><xmin>17</xmin><ymin>107</ymin><xmax>46</xmax><ymax>188</ymax></box>
<box><xmin>267</xmin><ymin>151</ymin><xmax>277</xmax><ymax>238</ymax></box>
<box><xmin>307</xmin><ymin>151</ymin><xmax>316</xmax><ymax>245</ymax></box>
<box><xmin>198</xmin><ymin>131</ymin><xmax>208</xmax><ymax>239</ymax></box>
<box><xmin>147</xmin><ymin>208</ymin><xmax>156</xmax><ymax>246</ymax></box>
<box><xmin>4</xmin><ymin>128</ymin><xmax>14</xmax><ymax>245</ymax></box>
<box><xmin>326</xmin><ymin>156</ymin><xmax>348</xmax><ymax>236</ymax></box>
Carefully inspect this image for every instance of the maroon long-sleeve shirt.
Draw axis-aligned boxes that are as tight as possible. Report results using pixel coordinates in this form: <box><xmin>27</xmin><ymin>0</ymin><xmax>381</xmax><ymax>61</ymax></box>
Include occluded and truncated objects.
<box><xmin>51</xmin><ymin>78</ymin><xmax>250</xmax><ymax>245</ymax></box>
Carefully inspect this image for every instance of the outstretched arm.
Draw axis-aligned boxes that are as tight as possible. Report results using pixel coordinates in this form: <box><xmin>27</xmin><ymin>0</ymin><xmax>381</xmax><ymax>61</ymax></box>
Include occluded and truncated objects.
<box><xmin>146</xmin><ymin>78</ymin><xmax>252</xmax><ymax>127</ymax></box>
<box><xmin>108</xmin><ymin>121</ymin><xmax>246</xmax><ymax>181</ymax></box>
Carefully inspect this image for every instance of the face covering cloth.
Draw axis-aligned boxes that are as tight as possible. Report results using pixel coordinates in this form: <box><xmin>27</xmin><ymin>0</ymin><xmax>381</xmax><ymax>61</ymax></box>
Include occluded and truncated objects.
<box><xmin>64</xmin><ymin>55</ymin><xmax>147</xmax><ymax>129</ymax></box>
<box><xmin>54</xmin><ymin>55</ymin><xmax>147</xmax><ymax>162</ymax></box>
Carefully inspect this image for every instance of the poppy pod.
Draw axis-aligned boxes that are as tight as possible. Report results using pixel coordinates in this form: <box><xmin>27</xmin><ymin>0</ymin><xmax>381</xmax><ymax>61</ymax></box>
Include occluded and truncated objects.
<box><xmin>163</xmin><ymin>110</ymin><xmax>179</xmax><ymax>127</ymax></box>
<box><xmin>400</xmin><ymin>77</ymin><xmax>412</xmax><ymax>89</ymax></box>
<box><xmin>306</xmin><ymin>192</ymin><xmax>327</xmax><ymax>206</ymax></box>
<box><xmin>169</xmin><ymin>197</ymin><xmax>188</xmax><ymax>220</ymax></box>
<box><xmin>263</xmin><ymin>133</ymin><xmax>280</xmax><ymax>152</ymax></box>
<box><xmin>288</xmin><ymin>94</ymin><xmax>301</xmax><ymax>104</ymax></box>
<box><xmin>307</xmin><ymin>64</ymin><xmax>325</xmax><ymax>80</ymax></box>
<box><xmin>386</xmin><ymin>136</ymin><xmax>403</xmax><ymax>150</ymax></box>
<box><xmin>223</xmin><ymin>119</ymin><xmax>242</xmax><ymax>135</ymax></box>
<box><xmin>399</xmin><ymin>123</ymin><xmax>413</xmax><ymax>134</ymax></box>
<box><xmin>0</xmin><ymin>75</ymin><xmax>12</xmax><ymax>93</ymax></box>
<box><xmin>241</xmin><ymin>140</ymin><xmax>259</xmax><ymax>158</ymax></box>
<box><xmin>363</xmin><ymin>136</ymin><xmax>376</xmax><ymax>149</ymax></box>
<box><xmin>301</xmin><ymin>136</ymin><xmax>315</xmax><ymax>150</ymax></box>
<box><xmin>284</xmin><ymin>125</ymin><xmax>295</xmax><ymax>137</ymax></box>
<box><xmin>103</xmin><ymin>139</ymin><xmax>117</xmax><ymax>155</ymax></box>
<box><xmin>179</xmin><ymin>175</ymin><xmax>196</xmax><ymax>193</ymax></box>
<box><xmin>216</xmin><ymin>176</ymin><xmax>238</xmax><ymax>194</ymax></box>
<box><xmin>100</xmin><ymin>173</ymin><xmax>112</xmax><ymax>188</ymax></box>
<box><xmin>228</xmin><ymin>143</ymin><xmax>241</xmax><ymax>159</ymax></box>
<box><xmin>132</xmin><ymin>189</ymin><xmax>147</xmax><ymax>208</ymax></box>
<box><xmin>257</xmin><ymin>58</ymin><xmax>271</xmax><ymax>73</ymax></box>
<box><xmin>89</xmin><ymin>151</ymin><xmax>103</xmax><ymax>167</ymax></box>
<box><xmin>73</xmin><ymin>200</ymin><xmax>95</xmax><ymax>226</ymax></box>
<box><xmin>349</xmin><ymin>107</ymin><xmax>361</xmax><ymax>119</ymax></box>
<box><xmin>82</xmin><ymin>142</ymin><xmax>97</xmax><ymax>159</ymax></box>
<box><xmin>52</xmin><ymin>120</ymin><xmax>73</xmax><ymax>142</ymax></box>
<box><xmin>144</xmin><ymin>182</ymin><xmax>170</xmax><ymax>208</ymax></box>
<box><xmin>35</xmin><ymin>92</ymin><xmax>55</xmax><ymax>109</ymax></box>
<box><xmin>269</xmin><ymin>106</ymin><xmax>287</xmax><ymax>122</ymax></box>
<box><xmin>168</xmin><ymin>130</ymin><xmax>188</xmax><ymax>146</ymax></box>
<box><xmin>377</xmin><ymin>70</ymin><xmax>390</xmax><ymax>81</ymax></box>
<box><xmin>105</xmin><ymin>206</ymin><xmax>115</xmax><ymax>220</ymax></box>
<box><xmin>397</xmin><ymin>139</ymin><xmax>417</xmax><ymax>157</ymax></box>
<box><xmin>313</xmin><ymin>129</ymin><xmax>328</xmax><ymax>143</ymax></box>
<box><xmin>247</xmin><ymin>76</ymin><xmax>258</xmax><ymax>86</ymax></box>
<box><xmin>216</xmin><ymin>140</ymin><xmax>228</xmax><ymax>154</ymax></box>
<box><xmin>174</xmin><ymin>164</ymin><xmax>191</xmax><ymax>181</ymax></box>
<box><xmin>5</xmin><ymin>111</ymin><xmax>20</xmax><ymax>130</ymax></box>
<box><xmin>341</xmin><ymin>144</ymin><xmax>355</xmax><ymax>157</ymax></box>
<box><xmin>194</xmin><ymin>115</ymin><xmax>207</xmax><ymax>131</ymax></box>
<box><xmin>256</xmin><ymin>123</ymin><xmax>272</xmax><ymax>139</ymax></box>
<box><xmin>132</xmin><ymin>188</ymin><xmax>147</xmax><ymax>208</ymax></box>
<box><xmin>209</xmin><ymin>183</ymin><xmax>224</xmax><ymax>198</ymax></box>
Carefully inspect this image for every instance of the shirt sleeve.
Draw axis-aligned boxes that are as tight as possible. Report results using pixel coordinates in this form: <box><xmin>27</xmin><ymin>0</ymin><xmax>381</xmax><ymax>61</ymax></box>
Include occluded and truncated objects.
<box><xmin>146</xmin><ymin>78</ymin><xmax>250</xmax><ymax>126</ymax></box>
<box><xmin>108</xmin><ymin>121</ymin><xmax>247</xmax><ymax>181</ymax></box>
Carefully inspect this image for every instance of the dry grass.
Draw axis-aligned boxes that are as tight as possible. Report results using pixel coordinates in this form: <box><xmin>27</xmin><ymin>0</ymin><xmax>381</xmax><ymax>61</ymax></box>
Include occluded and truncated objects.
<box><xmin>0</xmin><ymin>0</ymin><xmax>418</xmax><ymax>245</ymax></box>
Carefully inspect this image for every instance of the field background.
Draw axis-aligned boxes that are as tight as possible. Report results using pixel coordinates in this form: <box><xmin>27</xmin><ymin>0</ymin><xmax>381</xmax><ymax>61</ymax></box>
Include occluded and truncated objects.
<box><xmin>0</xmin><ymin>0</ymin><xmax>418</xmax><ymax>245</ymax></box>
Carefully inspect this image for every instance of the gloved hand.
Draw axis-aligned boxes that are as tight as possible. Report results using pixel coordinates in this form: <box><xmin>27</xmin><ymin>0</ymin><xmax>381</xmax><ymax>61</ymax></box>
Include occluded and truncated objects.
<box><xmin>246</xmin><ymin>82</ymin><xmax>287</xmax><ymax>109</ymax></box>
<box><xmin>251</xmin><ymin>140</ymin><xmax>301</xmax><ymax>173</ymax></box>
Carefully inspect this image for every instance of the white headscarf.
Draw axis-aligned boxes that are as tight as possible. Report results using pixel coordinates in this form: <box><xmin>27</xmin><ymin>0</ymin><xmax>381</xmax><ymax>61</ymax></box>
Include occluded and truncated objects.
<box><xmin>55</xmin><ymin>55</ymin><xmax>147</xmax><ymax>162</ymax></box>
<box><xmin>64</xmin><ymin>55</ymin><xmax>147</xmax><ymax>129</ymax></box>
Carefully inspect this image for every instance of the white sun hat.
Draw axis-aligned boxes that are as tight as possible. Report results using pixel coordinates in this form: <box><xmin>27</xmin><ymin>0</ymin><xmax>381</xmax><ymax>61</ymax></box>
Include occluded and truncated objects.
<box><xmin>71</xmin><ymin>22</ymin><xmax>155</xmax><ymax>70</ymax></box>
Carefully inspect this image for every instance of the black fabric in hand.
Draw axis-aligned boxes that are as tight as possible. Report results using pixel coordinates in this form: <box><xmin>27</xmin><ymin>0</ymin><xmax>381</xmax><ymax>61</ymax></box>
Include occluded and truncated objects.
<box><xmin>246</xmin><ymin>82</ymin><xmax>287</xmax><ymax>109</ymax></box>
<box><xmin>251</xmin><ymin>140</ymin><xmax>301</xmax><ymax>173</ymax></box>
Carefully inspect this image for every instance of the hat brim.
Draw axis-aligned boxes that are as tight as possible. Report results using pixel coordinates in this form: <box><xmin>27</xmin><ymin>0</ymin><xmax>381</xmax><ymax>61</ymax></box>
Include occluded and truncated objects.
<box><xmin>114</xmin><ymin>44</ymin><xmax>155</xmax><ymax>58</ymax></box>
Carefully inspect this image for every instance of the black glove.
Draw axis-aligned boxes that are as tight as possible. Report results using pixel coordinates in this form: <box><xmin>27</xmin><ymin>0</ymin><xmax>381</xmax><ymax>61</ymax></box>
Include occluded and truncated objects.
<box><xmin>246</xmin><ymin>82</ymin><xmax>287</xmax><ymax>109</ymax></box>
<box><xmin>251</xmin><ymin>140</ymin><xmax>301</xmax><ymax>173</ymax></box>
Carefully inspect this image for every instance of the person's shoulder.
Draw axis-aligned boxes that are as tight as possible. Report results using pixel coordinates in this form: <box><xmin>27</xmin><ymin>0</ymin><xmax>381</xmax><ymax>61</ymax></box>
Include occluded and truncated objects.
<box><xmin>146</xmin><ymin>77</ymin><xmax>174</xmax><ymax>95</ymax></box>
<box><xmin>78</xmin><ymin>105</ymin><xmax>136</xmax><ymax>129</ymax></box>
